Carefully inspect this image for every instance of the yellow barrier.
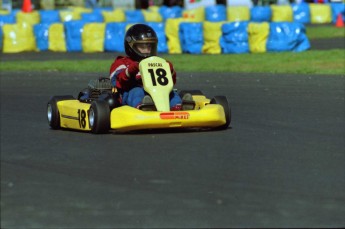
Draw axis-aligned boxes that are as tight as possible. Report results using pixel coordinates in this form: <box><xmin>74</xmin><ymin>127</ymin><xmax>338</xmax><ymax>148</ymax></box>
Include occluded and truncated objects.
<box><xmin>102</xmin><ymin>8</ymin><xmax>125</xmax><ymax>22</ymax></box>
<box><xmin>248</xmin><ymin>22</ymin><xmax>269</xmax><ymax>53</ymax></box>
<box><xmin>16</xmin><ymin>11</ymin><xmax>40</xmax><ymax>25</ymax></box>
<box><xmin>82</xmin><ymin>23</ymin><xmax>106</xmax><ymax>52</ymax></box>
<box><xmin>142</xmin><ymin>9</ymin><xmax>163</xmax><ymax>22</ymax></box>
<box><xmin>310</xmin><ymin>3</ymin><xmax>332</xmax><ymax>24</ymax></box>
<box><xmin>165</xmin><ymin>18</ymin><xmax>184</xmax><ymax>54</ymax></box>
<box><xmin>59</xmin><ymin>10</ymin><xmax>81</xmax><ymax>22</ymax></box>
<box><xmin>48</xmin><ymin>23</ymin><xmax>67</xmax><ymax>52</ymax></box>
<box><xmin>3</xmin><ymin>23</ymin><xmax>36</xmax><ymax>53</ymax></box>
<box><xmin>227</xmin><ymin>6</ymin><xmax>250</xmax><ymax>22</ymax></box>
<box><xmin>271</xmin><ymin>5</ymin><xmax>293</xmax><ymax>22</ymax></box>
<box><xmin>202</xmin><ymin>21</ymin><xmax>223</xmax><ymax>54</ymax></box>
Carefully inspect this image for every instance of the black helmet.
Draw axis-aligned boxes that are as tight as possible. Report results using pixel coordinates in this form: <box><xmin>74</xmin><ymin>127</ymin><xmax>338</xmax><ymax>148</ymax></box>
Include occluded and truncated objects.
<box><xmin>124</xmin><ymin>24</ymin><xmax>158</xmax><ymax>61</ymax></box>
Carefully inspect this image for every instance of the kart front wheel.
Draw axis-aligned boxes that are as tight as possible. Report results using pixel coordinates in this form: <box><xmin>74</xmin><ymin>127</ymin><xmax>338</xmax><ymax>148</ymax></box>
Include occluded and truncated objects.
<box><xmin>210</xmin><ymin>96</ymin><xmax>231</xmax><ymax>130</ymax></box>
<box><xmin>89</xmin><ymin>100</ymin><xmax>110</xmax><ymax>134</ymax></box>
<box><xmin>47</xmin><ymin>95</ymin><xmax>74</xmax><ymax>130</ymax></box>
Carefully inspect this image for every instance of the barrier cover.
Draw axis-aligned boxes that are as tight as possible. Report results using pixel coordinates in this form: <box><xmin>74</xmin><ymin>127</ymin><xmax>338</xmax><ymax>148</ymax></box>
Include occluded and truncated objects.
<box><xmin>0</xmin><ymin>13</ymin><xmax>15</xmax><ymax>26</ymax></box>
<box><xmin>292</xmin><ymin>2</ymin><xmax>310</xmax><ymax>24</ymax></box>
<box><xmin>159</xmin><ymin>6</ymin><xmax>182</xmax><ymax>21</ymax></box>
<box><xmin>143</xmin><ymin>8</ymin><xmax>163</xmax><ymax>22</ymax></box>
<box><xmin>165</xmin><ymin>18</ymin><xmax>183</xmax><ymax>54</ymax></box>
<box><xmin>33</xmin><ymin>23</ymin><xmax>50</xmax><ymax>51</ymax></box>
<box><xmin>104</xmin><ymin>22</ymin><xmax>126</xmax><ymax>52</ymax></box>
<box><xmin>125</xmin><ymin>10</ymin><xmax>145</xmax><ymax>23</ymax></box>
<box><xmin>48</xmin><ymin>23</ymin><xmax>66</xmax><ymax>52</ymax></box>
<box><xmin>271</xmin><ymin>5</ymin><xmax>293</xmax><ymax>22</ymax></box>
<box><xmin>330</xmin><ymin>3</ymin><xmax>345</xmax><ymax>23</ymax></box>
<box><xmin>309</xmin><ymin>3</ymin><xmax>332</xmax><ymax>23</ymax></box>
<box><xmin>0</xmin><ymin>6</ymin><xmax>315</xmax><ymax>54</ymax></box>
<box><xmin>266</xmin><ymin>22</ymin><xmax>310</xmax><ymax>52</ymax></box>
<box><xmin>248</xmin><ymin>22</ymin><xmax>269</xmax><ymax>53</ymax></box>
<box><xmin>251</xmin><ymin>6</ymin><xmax>272</xmax><ymax>22</ymax></box>
<box><xmin>16</xmin><ymin>11</ymin><xmax>40</xmax><ymax>25</ymax></box>
<box><xmin>82</xmin><ymin>23</ymin><xmax>106</xmax><ymax>52</ymax></box>
<box><xmin>102</xmin><ymin>9</ymin><xmax>125</xmax><ymax>22</ymax></box>
<box><xmin>3</xmin><ymin>23</ymin><xmax>36</xmax><ymax>53</ymax></box>
<box><xmin>40</xmin><ymin>10</ymin><xmax>60</xmax><ymax>24</ymax></box>
<box><xmin>81</xmin><ymin>12</ymin><xmax>103</xmax><ymax>22</ymax></box>
<box><xmin>59</xmin><ymin>10</ymin><xmax>81</xmax><ymax>22</ymax></box>
<box><xmin>147</xmin><ymin>22</ymin><xmax>168</xmax><ymax>53</ymax></box>
<box><xmin>205</xmin><ymin>4</ymin><xmax>226</xmax><ymax>22</ymax></box>
<box><xmin>227</xmin><ymin>6</ymin><xmax>250</xmax><ymax>22</ymax></box>
<box><xmin>179</xmin><ymin>22</ymin><xmax>203</xmax><ymax>54</ymax></box>
<box><xmin>64</xmin><ymin>21</ymin><xmax>85</xmax><ymax>52</ymax></box>
<box><xmin>220</xmin><ymin>21</ymin><xmax>249</xmax><ymax>54</ymax></box>
<box><xmin>202</xmin><ymin>21</ymin><xmax>223</xmax><ymax>54</ymax></box>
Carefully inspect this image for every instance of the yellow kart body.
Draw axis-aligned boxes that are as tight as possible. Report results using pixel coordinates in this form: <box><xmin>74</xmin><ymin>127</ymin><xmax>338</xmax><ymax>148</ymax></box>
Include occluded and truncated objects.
<box><xmin>48</xmin><ymin>56</ymin><xmax>230</xmax><ymax>133</ymax></box>
<box><xmin>55</xmin><ymin>95</ymin><xmax>226</xmax><ymax>132</ymax></box>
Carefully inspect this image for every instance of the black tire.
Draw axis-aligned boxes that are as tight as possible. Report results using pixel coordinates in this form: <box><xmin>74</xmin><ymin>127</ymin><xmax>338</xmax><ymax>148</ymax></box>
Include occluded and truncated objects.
<box><xmin>210</xmin><ymin>96</ymin><xmax>231</xmax><ymax>130</ymax></box>
<box><xmin>89</xmin><ymin>100</ymin><xmax>110</xmax><ymax>134</ymax></box>
<box><xmin>47</xmin><ymin>95</ymin><xmax>74</xmax><ymax>130</ymax></box>
<box><xmin>179</xmin><ymin>90</ymin><xmax>204</xmax><ymax>97</ymax></box>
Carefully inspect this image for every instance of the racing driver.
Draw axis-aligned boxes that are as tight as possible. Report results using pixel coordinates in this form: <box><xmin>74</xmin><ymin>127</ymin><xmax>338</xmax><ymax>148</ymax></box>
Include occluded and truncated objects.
<box><xmin>109</xmin><ymin>23</ymin><xmax>192</xmax><ymax>111</ymax></box>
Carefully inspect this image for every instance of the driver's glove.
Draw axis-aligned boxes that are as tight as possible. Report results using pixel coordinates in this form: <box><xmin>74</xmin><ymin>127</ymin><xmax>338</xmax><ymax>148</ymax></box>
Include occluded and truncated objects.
<box><xmin>126</xmin><ymin>62</ymin><xmax>139</xmax><ymax>78</ymax></box>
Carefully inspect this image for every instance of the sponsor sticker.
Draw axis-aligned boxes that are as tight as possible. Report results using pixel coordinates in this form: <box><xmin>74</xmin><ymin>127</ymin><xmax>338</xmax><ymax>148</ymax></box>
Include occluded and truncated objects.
<box><xmin>160</xmin><ymin>112</ymin><xmax>190</xmax><ymax>120</ymax></box>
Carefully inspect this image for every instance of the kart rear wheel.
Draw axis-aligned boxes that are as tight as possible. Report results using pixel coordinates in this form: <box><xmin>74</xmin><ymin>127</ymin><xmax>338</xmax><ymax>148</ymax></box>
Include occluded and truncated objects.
<box><xmin>89</xmin><ymin>100</ymin><xmax>110</xmax><ymax>134</ymax></box>
<box><xmin>47</xmin><ymin>95</ymin><xmax>74</xmax><ymax>130</ymax></box>
<box><xmin>210</xmin><ymin>96</ymin><xmax>231</xmax><ymax>130</ymax></box>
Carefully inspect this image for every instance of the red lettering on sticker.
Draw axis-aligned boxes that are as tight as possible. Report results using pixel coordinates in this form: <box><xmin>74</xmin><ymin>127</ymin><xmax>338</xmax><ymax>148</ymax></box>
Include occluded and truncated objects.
<box><xmin>160</xmin><ymin>112</ymin><xmax>190</xmax><ymax>120</ymax></box>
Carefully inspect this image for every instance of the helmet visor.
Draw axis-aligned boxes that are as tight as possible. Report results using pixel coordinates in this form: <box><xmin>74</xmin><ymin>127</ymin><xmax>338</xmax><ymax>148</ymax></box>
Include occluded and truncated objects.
<box><xmin>133</xmin><ymin>40</ymin><xmax>157</xmax><ymax>57</ymax></box>
<box><xmin>128</xmin><ymin>37</ymin><xmax>158</xmax><ymax>59</ymax></box>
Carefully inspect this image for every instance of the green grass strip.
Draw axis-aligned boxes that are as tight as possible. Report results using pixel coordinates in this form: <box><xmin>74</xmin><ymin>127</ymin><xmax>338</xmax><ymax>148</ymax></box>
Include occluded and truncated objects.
<box><xmin>1</xmin><ymin>50</ymin><xmax>344</xmax><ymax>75</ymax></box>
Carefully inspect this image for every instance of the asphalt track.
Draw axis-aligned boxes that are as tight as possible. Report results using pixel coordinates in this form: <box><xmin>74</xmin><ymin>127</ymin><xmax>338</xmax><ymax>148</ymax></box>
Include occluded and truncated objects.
<box><xmin>1</xmin><ymin>50</ymin><xmax>345</xmax><ymax>227</ymax></box>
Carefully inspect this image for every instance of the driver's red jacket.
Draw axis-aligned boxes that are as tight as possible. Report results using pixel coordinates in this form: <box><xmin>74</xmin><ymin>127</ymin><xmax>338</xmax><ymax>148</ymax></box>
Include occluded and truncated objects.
<box><xmin>109</xmin><ymin>56</ymin><xmax>176</xmax><ymax>93</ymax></box>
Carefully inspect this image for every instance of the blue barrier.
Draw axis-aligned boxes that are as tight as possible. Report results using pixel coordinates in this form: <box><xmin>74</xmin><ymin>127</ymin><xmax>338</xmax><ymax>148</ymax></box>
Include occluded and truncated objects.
<box><xmin>39</xmin><ymin>10</ymin><xmax>60</xmax><ymax>24</ymax></box>
<box><xmin>159</xmin><ymin>5</ymin><xmax>182</xmax><ymax>21</ymax></box>
<box><xmin>125</xmin><ymin>10</ymin><xmax>145</xmax><ymax>23</ymax></box>
<box><xmin>81</xmin><ymin>12</ymin><xmax>103</xmax><ymax>22</ymax></box>
<box><xmin>64</xmin><ymin>20</ymin><xmax>85</xmax><ymax>52</ymax></box>
<box><xmin>330</xmin><ymin>2</ymin><xmax>345</xmax><ymax>23</ymax></box>
<box><xmin>179</xmin><ymin>22</ymin><xmax>203</xmax><ymax>54</ymax></box>
<box><xmin>205</xmin><ymin>4</ymin><xmax>227</xmax><ymax>22</ymax></box>
<box><xmin>251</xmin><ymin>6</ymin><xmax>271</xmax><ymax>22</ymax></box>
<box><xmin>220</xmin><ymin>22</ymin><xmax>249</xmax><ymax>54</ymax></box>
<box><xmin>104</xmin><ymin>22</ymin><xmax>127</xmax><ymax>52</ymax></box>
<box><xmin>33</xmin><ymin>23</ymin><xmax>50</xmax><ymax>51</ymax></box>
<box><xmin>0</xmin><ymin>13</ymin><xmax>16</xmax><ymax>26</ymax></box>
<box><xmin>92</xmin><ymin>7</ymin><xmax>113</xmax><ymax>13</ymax></box>
<box><xmin>292</xmin><ymin>3</ymin><xmax>310</xmax><ymax>24</ymax></box>
<box><xmin>266</xmin><ymin>22</ymin><xmax>310</xmax><ymax>52</ymax></box>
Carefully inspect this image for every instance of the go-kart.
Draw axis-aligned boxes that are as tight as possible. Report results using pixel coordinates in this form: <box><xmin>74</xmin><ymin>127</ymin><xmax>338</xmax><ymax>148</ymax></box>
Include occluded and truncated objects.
<box><xmin>47</xmin><ymin>56</ymin><xmax>231</xmax><ymax>133</ymax></box>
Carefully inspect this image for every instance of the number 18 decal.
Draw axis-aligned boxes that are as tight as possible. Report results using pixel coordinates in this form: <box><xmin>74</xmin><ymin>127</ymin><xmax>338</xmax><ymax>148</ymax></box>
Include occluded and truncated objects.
<box><xmin>77</xmin><ymin>109</ymin><xmax>86</xmax><ymax>128</ymax></box>
<box><xmin>148</xmin><ymin>68</ymin><xmax>169</xmax><ymax>86</ymax></box>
